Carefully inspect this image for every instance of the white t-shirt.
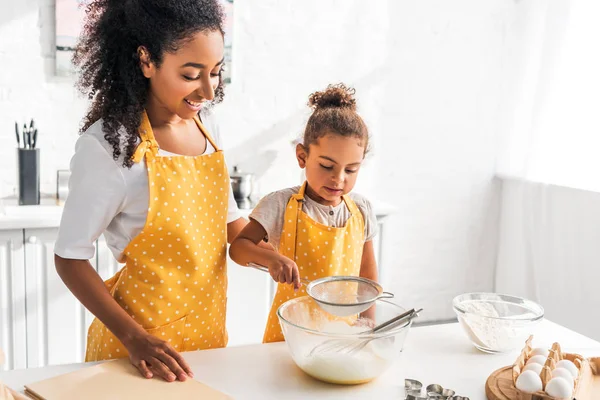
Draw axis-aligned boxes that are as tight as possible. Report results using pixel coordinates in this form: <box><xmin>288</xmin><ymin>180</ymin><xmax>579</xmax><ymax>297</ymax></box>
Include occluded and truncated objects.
<box><xmin>54</xmin><ymin>111</ymin><xmax>241</xmax><ymax>261</ymax></box>
<box><xmin>249</xmin><ymin>186</ymin><xmax>378</xmax><ymax>252</ymax></box>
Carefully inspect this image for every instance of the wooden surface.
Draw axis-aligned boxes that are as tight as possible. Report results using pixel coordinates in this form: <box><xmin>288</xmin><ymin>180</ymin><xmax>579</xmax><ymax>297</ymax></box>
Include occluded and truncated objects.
<box><xmin>23</xmin><ymin>358</ymin><xmax>232</xmax><ymax>400</ymax></box>
<box><xmin>485</xmin><ymin>366</ymin><xmax>514</xmax><ymax>400</ymax></box>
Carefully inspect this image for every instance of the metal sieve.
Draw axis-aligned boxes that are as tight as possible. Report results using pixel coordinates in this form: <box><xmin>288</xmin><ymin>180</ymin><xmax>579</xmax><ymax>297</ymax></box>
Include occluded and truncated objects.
<box><xmin>248</xmin><ymin>263</ymin><xmax>394</xmax><ymax>317</ymax></box>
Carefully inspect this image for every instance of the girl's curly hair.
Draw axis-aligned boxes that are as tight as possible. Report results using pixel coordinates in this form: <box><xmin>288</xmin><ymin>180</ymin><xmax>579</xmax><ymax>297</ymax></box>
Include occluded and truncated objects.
<box><xmin>304</xmin><ymin>83</ymin><xmax>370</xmax><ymax>155</ymax></box>
<box><xmin>73</xmin><ymin>0</ymin><xmax>226</xmax><ymax>168</ymax></box>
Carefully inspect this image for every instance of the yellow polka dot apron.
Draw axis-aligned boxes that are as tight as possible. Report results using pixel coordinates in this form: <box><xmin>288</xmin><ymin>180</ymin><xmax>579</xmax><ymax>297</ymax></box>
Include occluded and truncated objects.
<box><xmin>263</xmin><ymin>182</ymin><xmax>365</xmax><ymax>343</ymax></box>
<box><xmin>85</xmin><ymin>111</ymin><xmax>229</xmax><ymax>361</ymax></box>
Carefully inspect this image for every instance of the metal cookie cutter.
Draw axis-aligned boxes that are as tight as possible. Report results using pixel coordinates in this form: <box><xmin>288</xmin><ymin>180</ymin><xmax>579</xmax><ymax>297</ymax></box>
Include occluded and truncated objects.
<box><xmin>405</xmin><ymin>379</ymin><xmax>424</xmax><ymax>398</ymax></box>
<box><xmin>426</xmin><ymin>383</ymin><xmax>456</xmax><ymax>398</ymax></box>
<box><xmin>405</xmin><ymin>379</ymin><xmax>464</xmax><ymax>400</ymax></box>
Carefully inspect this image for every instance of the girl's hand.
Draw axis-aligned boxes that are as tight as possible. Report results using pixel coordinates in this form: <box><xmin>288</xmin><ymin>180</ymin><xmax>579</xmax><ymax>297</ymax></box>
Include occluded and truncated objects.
<box><xmin>266</xmin><ymin>254</ymin><xmax>301</xmax><ymax>290</ymax></box>
<box><xmin>123</xmin><ymin>331</ymin><xmax>194</xmax><ymax>382</ymax></box>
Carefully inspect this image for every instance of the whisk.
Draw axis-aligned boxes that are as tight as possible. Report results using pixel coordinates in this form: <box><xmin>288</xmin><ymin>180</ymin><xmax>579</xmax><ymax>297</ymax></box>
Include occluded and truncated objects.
<box><xmin>309</xmin><ymin>308</ymin><xmax>423</xmax><ymax>356</ymax></box>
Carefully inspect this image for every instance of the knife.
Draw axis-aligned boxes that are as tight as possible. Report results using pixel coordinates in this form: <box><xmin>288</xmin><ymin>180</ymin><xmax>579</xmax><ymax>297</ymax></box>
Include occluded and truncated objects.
<box><xmin>15</xmin><ymin>122</ymin><xmax>20</xmax><ymax>148</ymax></box>
<box><xmin>23</xmin><ymin>124</ymin><xmax>29</xmax><ymax>149</ymax></box>
<box><xmin>32</xmin><ymin>129</ymin><xmax>38</xmax><ymax>149</ymax></box>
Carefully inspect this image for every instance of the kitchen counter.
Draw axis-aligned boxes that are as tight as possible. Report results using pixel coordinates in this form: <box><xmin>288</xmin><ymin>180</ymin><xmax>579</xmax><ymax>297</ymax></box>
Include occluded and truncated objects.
<box><xmin>2</xmin><ymin>320</ymin><xmax>599</xmax><ymax>399</ymax></box>
<box><xmin>0</xmin><ymin>198</ymin><xmax>396</xmax><ymax>231</ymax></box>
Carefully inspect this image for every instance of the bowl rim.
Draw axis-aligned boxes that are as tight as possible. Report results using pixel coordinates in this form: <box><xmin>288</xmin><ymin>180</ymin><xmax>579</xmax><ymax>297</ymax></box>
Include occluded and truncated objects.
<box><xmin>452</xmin><ymin>292</ymin><xmax>544</xmax><ymax>322</ymax></box>
<box><xmin>277</xmin><ymin>296</ymin><xmax>412</xmax><ymax>338</ymax></box>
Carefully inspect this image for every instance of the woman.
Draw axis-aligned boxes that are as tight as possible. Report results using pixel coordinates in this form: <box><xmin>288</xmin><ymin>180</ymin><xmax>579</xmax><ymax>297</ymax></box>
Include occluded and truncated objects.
<box><xmin>54</xmin><ymin>0</ymin><xmax>267</xmax><ymax>382</ymax></box>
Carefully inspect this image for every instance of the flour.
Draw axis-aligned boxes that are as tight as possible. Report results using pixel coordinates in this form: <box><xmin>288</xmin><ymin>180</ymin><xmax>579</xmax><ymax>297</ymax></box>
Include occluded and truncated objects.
<box><xmin>460</xmin><ymin>301</ymin><xmax>536</xmax><ymax>351</ymax></box>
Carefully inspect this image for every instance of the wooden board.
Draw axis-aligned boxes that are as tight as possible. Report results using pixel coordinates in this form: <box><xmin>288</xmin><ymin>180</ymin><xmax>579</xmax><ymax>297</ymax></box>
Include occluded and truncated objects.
<box><xmin>485</xmin><ymin>366</ymin><xmax>515</xmax><ymax>400</ymax></box>
<box><xmin>23</xmin><ymin>358</ymin><xmax>233</xmax><ymax>400</ymax></box>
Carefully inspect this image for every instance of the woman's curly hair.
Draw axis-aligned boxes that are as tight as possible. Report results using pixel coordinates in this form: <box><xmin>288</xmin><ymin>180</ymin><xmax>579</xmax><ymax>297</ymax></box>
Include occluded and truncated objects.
<box><xmin>73</xmin><ymin>0</ymin><xmax>226</xmax><ymax>168</ymax></box>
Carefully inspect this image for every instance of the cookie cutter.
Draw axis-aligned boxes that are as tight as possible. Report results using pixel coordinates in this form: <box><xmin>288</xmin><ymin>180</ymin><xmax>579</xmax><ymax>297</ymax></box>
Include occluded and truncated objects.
<box><xmin>405</xmin><ymin>378</ymin><xmax>465</xmax><ymax>400</ymax></box>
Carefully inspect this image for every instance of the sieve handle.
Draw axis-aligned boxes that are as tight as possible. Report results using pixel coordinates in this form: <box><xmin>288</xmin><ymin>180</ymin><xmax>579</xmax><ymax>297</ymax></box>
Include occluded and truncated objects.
<box><xmin>379</xmin><ymin>291</ymin><xmax>395</xmax><ymax>300</ymax></box>
<box><xmin>371</xmin><ymin>307</ymin><xmax>423</xmax><ymax>333</ymax></box>
<box><xmin>248</xmin><ymin>262</ymin><xmax>311</xmax><ymax>284</ymax></box>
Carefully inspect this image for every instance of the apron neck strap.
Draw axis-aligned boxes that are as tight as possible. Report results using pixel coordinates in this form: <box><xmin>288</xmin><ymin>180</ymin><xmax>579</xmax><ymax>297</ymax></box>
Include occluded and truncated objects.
<box><xmin>131</xmin><ymin>110</ymin><xmax>159</xmax><ymax>163</ymax></box>
<box><xmin>193</xmin><ymin>115</ymin><xmax>221</xmax><ymax>152</ymax></box>
<box><xmin>293</xmin><ymin>181</ymin><xmax>308</xmax><ymax>201</ymax></box>
<box><xmin>280</xmin><ymin>182</ymin><xmax>308</xmax><ymax>261</ymax></box>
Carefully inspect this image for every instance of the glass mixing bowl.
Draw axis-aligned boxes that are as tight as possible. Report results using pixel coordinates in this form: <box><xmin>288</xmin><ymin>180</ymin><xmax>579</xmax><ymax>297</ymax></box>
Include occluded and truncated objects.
<box><xmin>453</xmin><ymin>292</ymin><xmax>544</xmax><ymax>353</ymax></box>
<box><xmin>277</xmin><ymin>296</ymin><xmax>412</xmax><ymax>385</ymax></box>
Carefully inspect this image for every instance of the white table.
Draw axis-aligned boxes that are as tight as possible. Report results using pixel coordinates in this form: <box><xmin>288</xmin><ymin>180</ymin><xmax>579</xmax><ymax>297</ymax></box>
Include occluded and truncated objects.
<box><xmin>2</xmin><ymin>320</ymin><xmax>599</xmax><ymax>399</ymax></box>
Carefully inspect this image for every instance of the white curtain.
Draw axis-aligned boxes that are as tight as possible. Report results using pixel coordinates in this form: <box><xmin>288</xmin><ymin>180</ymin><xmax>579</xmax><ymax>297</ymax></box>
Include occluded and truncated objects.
<box><xmin>498</xmin><ymin>0</ymin><xmax>600</xmax><ymax>189</ymax></box>
<box><xmin>496</xmin><ymin>0</ymin><xmax>600</xmax><ymax>340</ymax></box>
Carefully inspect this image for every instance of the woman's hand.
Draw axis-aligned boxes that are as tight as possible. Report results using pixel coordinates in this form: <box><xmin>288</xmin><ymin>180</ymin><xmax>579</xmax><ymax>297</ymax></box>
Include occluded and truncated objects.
<box><xmin>266</xmin><ymin>253</ymin><xmax>301</xmax><ymax>290</ymax></box>
<box><xmin>123</xmin><ymin>331</ymin><xmax>194</xmax><ymax>382</ymax></box>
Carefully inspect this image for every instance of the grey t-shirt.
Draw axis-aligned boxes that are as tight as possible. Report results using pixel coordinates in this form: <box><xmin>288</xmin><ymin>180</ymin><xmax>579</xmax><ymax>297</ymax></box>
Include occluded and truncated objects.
<box><xmin>250</xmin><ymin>186</ymin><xmax>378</xmax><ymax>251</ymax></box>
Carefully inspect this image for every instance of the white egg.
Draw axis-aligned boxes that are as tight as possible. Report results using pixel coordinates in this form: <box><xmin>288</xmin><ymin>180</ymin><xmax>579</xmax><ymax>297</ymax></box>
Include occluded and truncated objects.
<box><xmin>516</xmin><ymin>370</ymin><xmax>543</xmax><ymax>393</ymax></box>
<box><xmin>530</xmin><ymin>347</ymin><xmax>550</xmax><ymax>358</ymax></box>
<box><xmin>526</xmin><ymin>355</ymin><xmax>548</xmax><ymax>366</ymax></box>
<box><xmin>522</xmin><ymin>363</ymin><xmax>543</xmax><ymax>375</ymax></box>
<box><xmin>552</xmin><ymin>367</ymin><xmax>575</xmax><ymax>387</ymax></box>
<box><xmin>545</xmin><ymin>377</ymin><xmax>573</xmax><ymax>399</ymax></box>
<box><xmin>556</xmin><ymin>359</ymin><xmax>579</xmax><ymax>378</ymax></box>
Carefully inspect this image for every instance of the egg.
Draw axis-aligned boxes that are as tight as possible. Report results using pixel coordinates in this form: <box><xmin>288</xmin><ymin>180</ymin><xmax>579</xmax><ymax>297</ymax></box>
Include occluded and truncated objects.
<box><xmin>552</xmin><ymin>367</ymin><xmax>575</xmax><ymax>387</ymax></box>
<box><xmin>545</xmin><ymin>377</ymin><xmax>574</xmax><ymax>399</ymax></box>
<box><xmin>526</xmin><ymin>355</ymin><xmax>548</xmax><ymax>366</ymax></box>
<box><xmin>530</xmin><ymin>347</ymin><xmax>550</xmax><ymax>358</ymax></box>
<box><xmin>516</xmin><ymin>370</ymin><xmax>543</xmax><ymax>393</ymax></box>
<box><xmin>522</xmin><ymin>363</ymin><xmax>543</xmax><ymax>375</ymax></box>
<box><xmin>556</xmin><ymin>359</ymin><xmax>579</xmax><ymax>378</ymax></box>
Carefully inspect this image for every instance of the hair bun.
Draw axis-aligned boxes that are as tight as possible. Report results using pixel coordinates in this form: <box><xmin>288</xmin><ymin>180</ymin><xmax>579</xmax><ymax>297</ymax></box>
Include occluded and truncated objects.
<box><xmin>308</xmin><ymin>83</ymin><xmax>356</xmax><ymax>111</ymax></box>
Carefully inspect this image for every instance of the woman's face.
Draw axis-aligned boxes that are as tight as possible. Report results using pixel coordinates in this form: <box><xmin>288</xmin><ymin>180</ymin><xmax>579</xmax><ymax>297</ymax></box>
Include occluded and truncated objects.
<box><xmin>141</xmin><ymin>30</ymin><xmax>224</xmax><ymax>120</ymax></box>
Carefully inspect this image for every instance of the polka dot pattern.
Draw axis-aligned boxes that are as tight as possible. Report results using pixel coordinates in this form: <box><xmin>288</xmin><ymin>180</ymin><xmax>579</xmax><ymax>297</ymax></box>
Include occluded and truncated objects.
<box><xmin>262</xmin><ymin>182</ymin><xmax>365</xmax><ymax>343</ymax></box>
<box><xmin>85</xmin><ymin>112</ymin><xmax>230</xmax><ymax>362</ymax></box>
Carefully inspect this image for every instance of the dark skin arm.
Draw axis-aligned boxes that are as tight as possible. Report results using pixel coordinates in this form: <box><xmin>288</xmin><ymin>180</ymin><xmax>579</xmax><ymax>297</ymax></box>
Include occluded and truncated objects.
<box><xmin>229</xmin><ymin>220</ymin><xmax>380</xmax><ymax>301</ymax></box>
<box><xmin>357</xmin><ymin>240</ymin><xmax>378</xmax><ymax>324</ymax></box>
<box><xmin>229</xmin><ymin>219</ymin><xmax>302</xmax><ymax>290</ymax></box>
<box><xmin>54</xmin><ymin>256</ymin><xmax>191</xmax><ymax>382</ymax></box>
<box><xmin>55</xmin><ymin>217</ymin><xmax>263</xmax><ymax>382</ymax></box>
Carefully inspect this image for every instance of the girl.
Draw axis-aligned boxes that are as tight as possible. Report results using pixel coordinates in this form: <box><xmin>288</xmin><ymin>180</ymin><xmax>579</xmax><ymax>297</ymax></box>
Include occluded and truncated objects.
<box><xmin>229</xmin><ymin>83</ymin><xmax>378</xmax><ymax>343</ymax></box>
<box><xmin>54</xmin><ymin>0</ymin><xmax>268</xmax><ymax>382</ymax></box>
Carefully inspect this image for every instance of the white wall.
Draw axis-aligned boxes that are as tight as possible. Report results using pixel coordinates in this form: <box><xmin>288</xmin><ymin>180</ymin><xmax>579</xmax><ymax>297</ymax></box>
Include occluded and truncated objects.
<box><xmin>0</xmin><ymin>0</ymin><xmax>520</xmax><ymax>323</ymax></box>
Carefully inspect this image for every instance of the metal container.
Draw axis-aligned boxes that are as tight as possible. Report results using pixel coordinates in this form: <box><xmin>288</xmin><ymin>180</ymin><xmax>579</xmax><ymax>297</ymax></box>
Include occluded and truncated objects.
<box><xmin>230</xmin><ymin>166</ymin><xmax>254</xmax><ymax>209</ymax></box>
<box><xmin>56</xmin><ymin>169</ymin><xmax>70</xmax><ymax>205</ymax></box>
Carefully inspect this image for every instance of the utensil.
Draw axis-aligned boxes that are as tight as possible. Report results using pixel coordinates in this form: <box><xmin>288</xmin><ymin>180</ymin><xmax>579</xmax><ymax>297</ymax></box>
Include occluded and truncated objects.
<box><xmin>15</xmin><ymin>122</ymin><xmax>20</xmax><ymax>148</ymax></box>
<box><xmin>248</xmin><ymin>262</ymin><xmax>394</xmax><ymax>317</ymax></box>
<box><xmin>31</xmin><ymin>129</ymin><xmax>38</xmax><ymax>149</ymax></box>
<box><xmin>306</xmin><ymin>276</ymin><xmax>394</xmax><ymax>317</ymax></box>
<box><xmin>308</xmin><ymin>308</ymin><xmax>422</xmax><ymax>356</ymax></box>
<box><xmin>249</xmin><ymin>263</ymin><xmax>310</xmax><ymax>284</ymax></box>
<box><xmin>23</xmin><ymin>124</ymin><xmax>29</xmax><ymax>148</ymax></box>
<box><xmin>405</xmin><ymin>379</ymin><xmax>423</xmax><ymax>392</ymax></box>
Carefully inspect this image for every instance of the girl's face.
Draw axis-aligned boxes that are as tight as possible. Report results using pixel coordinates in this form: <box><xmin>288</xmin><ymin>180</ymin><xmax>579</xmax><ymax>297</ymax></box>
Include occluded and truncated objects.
<box><xmin>140</xmin><ymin>30</ymin><xmax>224</xmax><ymax>120</ymax></box>
<box><xmin>297</xmin><ymin>133</ymin><xmax>365</xmax><ymax>206</ymax></box>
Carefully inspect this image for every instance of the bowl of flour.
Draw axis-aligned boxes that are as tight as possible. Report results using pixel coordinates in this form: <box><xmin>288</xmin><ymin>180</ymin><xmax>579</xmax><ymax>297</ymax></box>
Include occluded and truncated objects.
<box><xmin>277</xmin><ymin>296</ymin><xmax>412</xmax><ymax>385</ymax></box>
<box><xmin>453</xmin><ymin>292</ymin><xmax>544</xmax><ymax>353</ymax></box>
